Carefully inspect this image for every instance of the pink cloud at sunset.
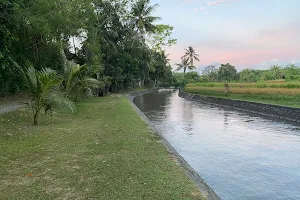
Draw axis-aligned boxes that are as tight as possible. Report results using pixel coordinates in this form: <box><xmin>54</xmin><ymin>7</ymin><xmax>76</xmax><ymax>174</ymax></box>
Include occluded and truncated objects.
<box><xmin>167</xmin><ymin>24</ymin><xmax>300</xmax><ymax>70</ymax></box>
<box><xmin>152</xmin><ymin>0</ymin><xmax>300</xmax><ymax>70</ymax></box>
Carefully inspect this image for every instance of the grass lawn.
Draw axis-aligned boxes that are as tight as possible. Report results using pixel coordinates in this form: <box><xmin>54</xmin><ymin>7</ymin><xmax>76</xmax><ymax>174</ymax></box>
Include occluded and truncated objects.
<box><xmin>185</xmin><ymin>87</ymin><xmax>300</xmax><ymax>108</ymax></box>
<box><xmin>0</xmin><ymin>96</ymin><xmax>203</xmax><ymax>200</ymax></box>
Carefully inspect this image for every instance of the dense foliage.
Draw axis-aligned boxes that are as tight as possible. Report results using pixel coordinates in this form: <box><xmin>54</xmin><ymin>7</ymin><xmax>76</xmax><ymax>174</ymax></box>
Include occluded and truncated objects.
<box><xmin>0</xmin><ymin>0</ymin><xmax>175</xmax><ymax>96</ymax></box>
<box><xmin>199</xmin><ymin>64</ymin><xmax>299</xmax><ymax>83</ymax></box>
<box><xmin>172</xmin><ymin>63</ymin><xmax>300</xmax><ymax>88</ymax></box>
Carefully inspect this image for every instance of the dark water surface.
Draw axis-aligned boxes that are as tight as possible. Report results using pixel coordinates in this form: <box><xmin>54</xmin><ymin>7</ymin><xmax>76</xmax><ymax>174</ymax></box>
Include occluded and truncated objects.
<box><xmin>133</xmin><ymin>89</ymin><xmax>300</xmax><ymax>200</ymax></box>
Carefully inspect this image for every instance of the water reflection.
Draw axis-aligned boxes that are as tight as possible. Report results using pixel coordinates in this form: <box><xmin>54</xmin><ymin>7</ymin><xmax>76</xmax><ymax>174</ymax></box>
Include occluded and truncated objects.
<box><xmin>223</xmin><ymin>111</ymin><xmax>229</xmax><ymax>126</ymax></box>
<box><xmin>182</xmin><ymin>100</ymin><xmax>194</xmax><ymax>133</ymax></box>
<box><xmin>133</xmin><ymin>89</ymin><xmax>300</xmax><ymax>200</ymax></box>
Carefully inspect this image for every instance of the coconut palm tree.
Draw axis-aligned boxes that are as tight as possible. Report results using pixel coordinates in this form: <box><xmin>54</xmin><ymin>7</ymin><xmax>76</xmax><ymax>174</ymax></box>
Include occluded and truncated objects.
<box><xmin>18</xmin><ymin>65</ymin><xmax>76</xmax><ymax>125</ymax></box>
<box><xmin>130</xmin><ymin>0</ymin><xmax>161</xmax><ymax>34</ymax></box>
<box><xmin>176</xmin><ymin>58</ymin><xmax>195</xmax><ymax>74</ymax></box>
<box><xmin>182</xmin><ymin>46</ymin><xmax>200</xmax><ymax>67</ymax></box>
<box><xmin>63</xmin><ymin>61</ymin><xmax>101</xmax><ymax>101</ymax></box>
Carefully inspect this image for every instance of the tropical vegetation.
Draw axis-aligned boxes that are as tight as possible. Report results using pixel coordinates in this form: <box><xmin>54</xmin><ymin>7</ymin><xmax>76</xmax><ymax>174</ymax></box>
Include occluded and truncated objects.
<box><xmin>199</xmin><ymin>63</ymin><xmax>298</xmax><ymax>83</ymax></box>
<box><xmin>183</xmin><ymin>63</ymin><xmax>300</xmax><ymax>107</ymax></box>
<box><xmin>2</xmin><ymin>0</ymin><xmax>300</xmax><ymax>115</ymax></box>
<box><xmin>0</xmin><ymin>0</ymin><xmax>176</xmax><ymax>97</ymax></box>
<box><xmin>17</xmin><ymin>63</ymin><xmax>76</xmax><ymax>125</ymax></box>
<box><xmin>0</xmin><ymin>0</ymin><xmax>179</xmax><ymax>124</ymax></box>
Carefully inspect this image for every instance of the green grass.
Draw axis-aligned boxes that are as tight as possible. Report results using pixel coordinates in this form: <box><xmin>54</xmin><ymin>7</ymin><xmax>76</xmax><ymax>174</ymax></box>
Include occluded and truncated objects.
<box><xmin>0</xmin><ymin>96</ymin><xmax>203</xmax><ymax>200</ymax></box>
<box><xmin>184</xmin><ymin>88</ymin><xmax>300</xmax><ymax>108</ymax></box>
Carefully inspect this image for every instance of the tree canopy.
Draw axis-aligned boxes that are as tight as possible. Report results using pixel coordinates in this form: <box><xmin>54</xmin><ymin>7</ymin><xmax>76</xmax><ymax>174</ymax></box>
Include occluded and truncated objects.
<box><xmin>0</xmin><ymin>0</ymin><xmax>176</xmax><ymax>96</ymax></box>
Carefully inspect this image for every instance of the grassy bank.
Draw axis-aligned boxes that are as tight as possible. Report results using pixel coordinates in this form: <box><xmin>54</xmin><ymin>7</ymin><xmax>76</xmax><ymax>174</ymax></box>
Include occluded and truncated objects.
<box><xmin>185</xmin><ymin>82</ymin><xmax>300</xmax><ymax>108</ymax></box>
<box><xmin>0</xmin><ymin>96</ymin><xmax>203</xmax><ymax>200</ymax></box>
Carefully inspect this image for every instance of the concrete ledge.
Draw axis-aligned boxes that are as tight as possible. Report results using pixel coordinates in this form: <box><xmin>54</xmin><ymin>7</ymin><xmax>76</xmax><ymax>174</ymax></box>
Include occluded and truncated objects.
<box><xmin>127</xmin><ymin>88</ymin><xmax>220</xmax><ymax>200</ymax></box>
<box><xmin>179</xmin><ymin>89</ymin><xmax>300</xmax><ymax>123</ymax></box>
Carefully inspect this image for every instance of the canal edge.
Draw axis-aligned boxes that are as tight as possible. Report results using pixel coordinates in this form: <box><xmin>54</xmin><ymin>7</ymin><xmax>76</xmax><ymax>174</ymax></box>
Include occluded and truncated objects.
<box><xmin>127</xmin><ymin>88</ymin><xmax>221</xmax><ymax>200</ymax></box>
<box><xmin>178</xmin><ymin>89</ymin><xmax>300</xmax><ymax>124</ymax></box>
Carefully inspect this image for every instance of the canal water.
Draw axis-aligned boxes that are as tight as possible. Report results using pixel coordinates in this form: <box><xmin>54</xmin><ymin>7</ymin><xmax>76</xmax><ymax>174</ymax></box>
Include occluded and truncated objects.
<box><xmin>133</xmin><ymin>89</ymin><xmax>300</xmax><ymax>200</ymax></box>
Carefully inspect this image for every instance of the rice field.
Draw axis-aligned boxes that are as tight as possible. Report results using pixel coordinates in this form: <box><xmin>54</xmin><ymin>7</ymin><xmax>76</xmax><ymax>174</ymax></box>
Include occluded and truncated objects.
<box><xmin>185</xmin><ymin>81</ymin><xmax>300</xmax><ymax>107</ymax></box>
<box><xmin>190</xmin><ymin>81</ymin><xmax>300</xmax><ymax>89</ymax></box>
<box><xmin>186</xmin><ymin>85</ymin><xmax>300</xmax><ymax>96</ymax></box>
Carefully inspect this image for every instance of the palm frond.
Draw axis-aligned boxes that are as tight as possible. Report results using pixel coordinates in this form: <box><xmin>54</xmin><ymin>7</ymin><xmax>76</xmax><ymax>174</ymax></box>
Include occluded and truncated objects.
<box><xmin>80</xmin><ymin>87</ymin><xmax>94</xmax><ymax>98</ymax></box>
<box><xmin>39</xmin><ymin>68</ymin><xmax>62</xmax><ymax>96</ymax></box>
<box><xmin>82</xmin><ymin>77</ymin><xmax>101</xmax><ymax>88</ymax></box>
<box><xmin>47</xmin><ymin>91</ymin><xmax>76</xmax><ymax>113</ymax></box>
<box><xmin>143</xmin><ymin>16</ymin><xmax>162</xmax><ymax>23</ymax></box>
<box><xmin>16</xmin><ymin>63</ymin><xmax>75</xmax><ymax>125</ymax></box>
<box><xmin>130</xmin><ymin>0</ymin><xmax>161</xmax><ymax>34</ymax></box>
<box><xmin>65</xmin><ymin>61</ymin><xmax>88</xmax><ymax>96</ymax></box>
<box><xmin>182</xmin><ymin>46</ymin><xmax>200</xmax><ymax>66</ymax></box>
<box><xmin>15</xmin><ymin>62</ymin><xmax>37</xmax><ymax>95</ymax></box>
<box><xmin>144</xmin><ymin>3</ymin><xmax>160</xmax><ymax>16</ymax></box>
<box><xmin>176</xmin><ymin>64</ymin><xmax>183</xmax><ymax>71</ymax></box>
<box><xmin>188</xmin><ymin>65</ymin><xmax>196</xmax><ymax>70</ymax></box>
<box><xmin>193</xmin><ymin>55</ymin><xmax>200</xmax><ymax>62</ymax></box>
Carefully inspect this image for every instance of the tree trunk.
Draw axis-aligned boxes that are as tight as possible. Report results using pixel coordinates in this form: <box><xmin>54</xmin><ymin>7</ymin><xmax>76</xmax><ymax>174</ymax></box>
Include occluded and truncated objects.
<box><xmin>73</xmin><ymin>37</ymin><xmax>76</xmax><ymax>55</ymax></box>
<box><xmin>33</xmin><ymin>109</ymin><xmax>39</xmax><ymax>125</ymax></box>
<box><xmin>141</xmin><ymin>77</ymin><xmax>145</xmax><ymax>88</ymax></box>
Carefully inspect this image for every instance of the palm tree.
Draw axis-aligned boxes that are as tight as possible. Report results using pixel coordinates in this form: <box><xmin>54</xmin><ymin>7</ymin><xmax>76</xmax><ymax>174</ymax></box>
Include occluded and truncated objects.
<box><xmin>176</xmin><ymin>58</ymin><xmax>195</xmax><ymax>74</ymax></box>
<box><xmin>64</xmin><ymin>61</ymin><xmax>101</xmax><ymax>101</ymax></box>
<box><xmin>182</xmin><ymin>46</ymin><xmax>200</xmax><ymax>67</ymax></box>
<box><xmin>270</xmin><ymin>64</ymin><xmax>282</xmax><ymax>80</ymax></box>
<box><xmin>130</xmin><ymin>0</ymin><xmax>161</xmax><ymax>34</ymax></box>
<box><xmin>18</xmin><ymin>66</ymin><xmax>76</xmax><ymax>125</ymax></box>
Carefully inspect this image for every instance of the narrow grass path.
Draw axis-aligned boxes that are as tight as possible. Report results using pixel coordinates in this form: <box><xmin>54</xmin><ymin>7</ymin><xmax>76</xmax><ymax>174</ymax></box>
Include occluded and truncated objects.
<box><xmin>0</xmin><ymin>103</ymin><xmax>24</xmax><ymax>114</ymax></box>
<box><xmin>0</xmin><ymin>96</ymin><xmax>203</xmax><ymax>200</ymax></box>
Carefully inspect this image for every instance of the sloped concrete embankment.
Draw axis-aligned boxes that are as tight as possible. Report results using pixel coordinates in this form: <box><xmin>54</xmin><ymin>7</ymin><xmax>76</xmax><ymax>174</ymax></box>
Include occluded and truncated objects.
<box><xmin>179</xmin><ymin>89</ymin><xmax>300</xmax><ymax>123</ymax></box>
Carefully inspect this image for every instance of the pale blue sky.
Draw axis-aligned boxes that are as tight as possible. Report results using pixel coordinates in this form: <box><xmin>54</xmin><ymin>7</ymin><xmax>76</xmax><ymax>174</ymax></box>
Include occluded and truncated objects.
<box><xmin>152</xmin><ymin>0</ymin><xmax>300</xmax><ymax>71</ymax></box>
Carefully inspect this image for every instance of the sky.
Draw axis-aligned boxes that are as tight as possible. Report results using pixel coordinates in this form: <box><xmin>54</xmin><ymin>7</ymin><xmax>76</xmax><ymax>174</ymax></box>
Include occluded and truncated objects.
<box><xmin>151</xmin><ymin>0</ymin><xmax>300</xmax><ymax>72</ymax></box>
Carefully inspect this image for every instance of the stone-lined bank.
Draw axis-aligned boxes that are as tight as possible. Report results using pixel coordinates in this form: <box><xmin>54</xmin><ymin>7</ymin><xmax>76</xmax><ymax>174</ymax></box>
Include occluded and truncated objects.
<box><xmin>179</xmin><ymin>89</ymin><xmax>300</xmax><ymax>123</ymax></box>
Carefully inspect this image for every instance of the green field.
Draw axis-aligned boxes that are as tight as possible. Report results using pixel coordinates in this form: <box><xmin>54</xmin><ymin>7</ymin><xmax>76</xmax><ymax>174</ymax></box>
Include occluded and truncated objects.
<box><xmin>0</xmin><ymin>96</ymin><xmax>203</xmax><ymax>200</ymax></box>
<box><xmin>185</xmin><ymin>82</ymin><xmax>300</xmax><ymax>108</ymax></box>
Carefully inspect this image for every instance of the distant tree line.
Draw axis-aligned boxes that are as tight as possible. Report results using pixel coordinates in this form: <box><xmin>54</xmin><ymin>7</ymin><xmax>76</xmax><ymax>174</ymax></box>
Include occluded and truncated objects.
<box><xmin>201</xmin><ymin>63</ymin><xmax>299</xmax><ymax>82</ymax></box>
<box><xmin>169</xmin><ymin>63</ymin><xmax>300</xmax><ymax>88</ymax></box>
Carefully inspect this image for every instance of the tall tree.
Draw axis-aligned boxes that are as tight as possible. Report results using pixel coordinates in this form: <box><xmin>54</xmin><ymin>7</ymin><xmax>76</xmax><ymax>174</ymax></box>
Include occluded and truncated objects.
<box><xmin>150</xmin><ymin>51</ymin><xmax>172</xmax><ymax>85</ymax></box>
<box><xmin>1</xmin><ymin>0</ymin><xmax>176</xmax><ymax>97</ymax></box>
<box><xmin>202</xmin><ymin>65</ymin><xmax>218</xmax><ymax>82</ymax></box>
<box><xmin>0</xmin><ymin>1</ymin><xmax>22</xmax><ymax>95</ymax></box>
<box><xmin>218</xmin><ymin>63</ymin><xmax>237</xmax><ymax>82</ymax></box>
<box><xmin>148</xmin><ymin>24</ymin><xmax>177</xmax><ymax>52</ymax></box>
<box><xmin>270</xmin><ymin>65</ymin><xmax>283</xmax><ymax>80</ymax></box>
<box><xmin>129</xmin><ymin>0</ymin><xmax>161</xmax><ymax>34</ymax></box>
<box><xmin>176</xmin><ymin>58</ymin><xmax>192</xmax><ymax>74</ymax></box>
<box><xmin>239</xmin><ymin>68</ymin><xmax>257</xmax><ymax>82</ymax></box>
<box><xmin>182</xmin><ymin>46</ymin><xmax>200</xmax><ymax>67</ymax></box>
